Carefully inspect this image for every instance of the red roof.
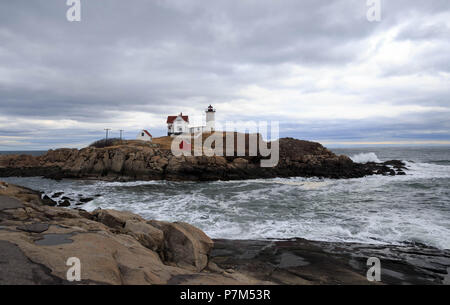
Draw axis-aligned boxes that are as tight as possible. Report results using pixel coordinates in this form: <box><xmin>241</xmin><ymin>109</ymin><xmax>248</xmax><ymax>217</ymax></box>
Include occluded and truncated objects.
<box><xmin>143</xmin><ymin>130</ymin><xmax>152</xmax><ymax>138</ymax></box>
<box><xmin>167</xmin><ymin>114</ymin><xmax>189</xmax><ymax>124</ymax></box>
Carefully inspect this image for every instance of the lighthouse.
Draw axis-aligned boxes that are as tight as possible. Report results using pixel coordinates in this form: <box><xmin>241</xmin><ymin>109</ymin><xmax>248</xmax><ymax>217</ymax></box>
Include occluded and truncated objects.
<box><xmin>205</xmin><ymin>104</ymin><xmax>216</xmax><ymax>132</ymax></box>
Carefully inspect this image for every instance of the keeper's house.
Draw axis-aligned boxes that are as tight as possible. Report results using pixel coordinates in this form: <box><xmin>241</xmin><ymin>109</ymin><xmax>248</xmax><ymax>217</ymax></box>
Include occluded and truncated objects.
<box><xmin>136</xmin><ymin>130</ymin><xmax>153</xmax><ymax>142</ymax></box>
<box><xmin>167</xmin><ymin>113</ymin><xmax>189</xmax><ymax>136</ymax></box>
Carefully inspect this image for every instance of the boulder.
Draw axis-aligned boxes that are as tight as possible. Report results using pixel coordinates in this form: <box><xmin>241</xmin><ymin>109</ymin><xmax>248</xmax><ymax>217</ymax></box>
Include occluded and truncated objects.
<box><xmin>149</xmin><ymin>220</ymin><xmax>214</xmax><ymax>272</ymax></box>
<box><xmin>124</xmin><ymin>220</ymin><xmax>164</xmax><ymax>252</ymax></box>
<box><xmin>79</xmin><ymin>197</ymin><xmax>94</xmax><ymax>203</ymax></box>
<box><xmin>92</xmin><ymin>208</ymin><xmax>145</xmax><ymax>229</ymax></box>
<box><xmin>58</xmin><ymin>200</ymin><xmax>71</xmax><ymax>207</ymax></box>
<box><xmin>42</xmin><ymin>195</ymin><xmax>57</xmax><ymax>207</ymax></box>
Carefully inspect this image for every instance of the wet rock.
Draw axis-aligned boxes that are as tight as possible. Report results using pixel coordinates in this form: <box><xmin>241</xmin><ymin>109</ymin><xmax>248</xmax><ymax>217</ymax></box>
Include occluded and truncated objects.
<box><xmin>79</xmin><ymin>197</ymin><xmax>94</xmax><ymax>203</ymax></box>
<box><xmin>51</xmin><ymin>192</ymin><xmax>64</xmax><ymax>198</ymax></box>
<box><xmin>35</xmin><ymin>233</ymin><xmax>74</xmax><ymax>246</ymax></box>
<box><xmin>17</xmin><ymin>223</ymin><xmax>49</xmax><ymax>233</ymax></box>
<box><xmin>0</xmin><ymin>195</ymin><xmax>24</xmax><ymax>210</ymax></box>
<box><xmin>211</xmin><ymin>239</ymin><xmax>450</xmax><ymax>285</ymax></box>
<box><xmin>41</xmin><ymin>195</ymin><xmax>57</xmax><ymax>207</ymax></box>
<box><xmin>58</xmin><ymin>200</ymin><xmax>71</xmax><ymax>207</ymax></box>
<box><xmin>0</xmin><ymin>240</ymin><xmax>67</xmax><ymax>284</ymax></box>
<box><xmin>383</xmin><ymin>160</ymin><xmax>407</xmax><ymax>170</ymax></box>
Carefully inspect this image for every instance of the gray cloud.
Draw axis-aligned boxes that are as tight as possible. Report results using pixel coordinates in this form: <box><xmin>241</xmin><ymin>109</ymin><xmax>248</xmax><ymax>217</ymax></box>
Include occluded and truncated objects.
<box><xmin>0</xmin><ymin>0</ymin><xmax>449</xmax><ymax>149</ymax></box>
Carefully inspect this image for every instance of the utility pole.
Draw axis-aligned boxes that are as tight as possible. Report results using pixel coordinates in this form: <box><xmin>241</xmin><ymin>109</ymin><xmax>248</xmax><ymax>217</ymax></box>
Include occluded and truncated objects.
<box><xmin>119</xmin><ymin>129</ymin><xmax>124</xmax><ymax>141</ymax></box>
<box><xmin>104</xmin><ymin>128</ymin><xmax>111</xmax><ymax>145</ymax></box>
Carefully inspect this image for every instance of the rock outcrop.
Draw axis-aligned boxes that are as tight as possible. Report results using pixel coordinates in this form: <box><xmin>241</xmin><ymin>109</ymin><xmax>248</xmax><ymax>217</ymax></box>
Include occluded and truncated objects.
<box><xmin>0</xmin><ymin>182</ymin><xmax>266</xmax><ymax>284</ymax></box>
<box><xmin>0</xmin><ymin>136</ymin><xmax>407</xmax><ymax>181</ymax></box>
<box><xmin>211</xmin><ymin>239</ymin><xmax>450</xmax><ymax>285</ymax></box>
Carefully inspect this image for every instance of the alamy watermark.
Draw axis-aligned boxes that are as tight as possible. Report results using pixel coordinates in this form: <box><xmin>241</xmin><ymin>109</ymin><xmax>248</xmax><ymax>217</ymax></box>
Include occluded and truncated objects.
<box><xmin>366</xmin><ymin>257</ymin><xmax>381</xmax><ymax>282</ymax></box>
<box><xmin>367</xmin><ymin>0</ymin><xmax>382</xmax><ymax>22</ymax></box>
<box><xmin>170</xmin><ymin>121</ymin><xmax>280</xmax><ymax>168</ymax></box>
<box><xmin>66</xmin><ymin>0</ymin><xmax>81</xmax><ymax>22</ymax></box>
<box><xmin>66</xmin><ymin>257</ymin><xmax>81</xmax><ymax>282</ymax></box>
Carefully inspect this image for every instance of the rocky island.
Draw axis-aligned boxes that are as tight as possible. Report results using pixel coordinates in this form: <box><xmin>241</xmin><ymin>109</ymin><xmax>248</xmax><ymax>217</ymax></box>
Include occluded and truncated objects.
<box><xmin>1</xmin><ymin>181</ymin><xmax>448</xmax><ymax>285</ymax></box>
<box><xmin>0</xmin><ymin>135</ymin><xmax>407</xmax><ymax>182</ymax></box>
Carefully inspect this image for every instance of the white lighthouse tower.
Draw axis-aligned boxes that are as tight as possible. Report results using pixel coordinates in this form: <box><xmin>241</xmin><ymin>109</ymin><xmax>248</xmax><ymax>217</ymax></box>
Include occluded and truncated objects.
<box><xmin>205</xmin><ymin>104</ymin><xmax>215</xmax><ymax>132</ymax></box>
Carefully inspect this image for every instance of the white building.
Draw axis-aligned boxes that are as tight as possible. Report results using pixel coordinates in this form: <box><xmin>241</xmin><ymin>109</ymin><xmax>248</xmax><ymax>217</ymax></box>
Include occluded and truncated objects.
<box><xmin>167</xmin><ymin>113</ymin><xmax>189</xmax><ymax>136</ymax></box>
<box><xmin>136</xmin><ymin>129</ymin><xmax>153</xmax><ymax>141</ymax></box>
<box><xmin>188</xmin><ymin>105</ymin><xmax>216</xmax><ymax>134</ymax></box>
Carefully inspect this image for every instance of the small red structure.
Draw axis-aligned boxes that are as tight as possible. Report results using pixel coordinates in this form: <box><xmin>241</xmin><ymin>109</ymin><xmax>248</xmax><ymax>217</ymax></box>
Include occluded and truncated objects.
<box><xmin>179</xmin><ymin>140</ymin><xmax>191</xmax><ymax>151</ymax></box>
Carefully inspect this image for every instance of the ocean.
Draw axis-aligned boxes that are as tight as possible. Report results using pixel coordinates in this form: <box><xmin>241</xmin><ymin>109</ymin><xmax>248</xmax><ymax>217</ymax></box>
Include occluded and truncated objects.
<box><xmin>2</xmin><ymin>146</ymin><xmax>450</xmax><ymax>249</ymax></box>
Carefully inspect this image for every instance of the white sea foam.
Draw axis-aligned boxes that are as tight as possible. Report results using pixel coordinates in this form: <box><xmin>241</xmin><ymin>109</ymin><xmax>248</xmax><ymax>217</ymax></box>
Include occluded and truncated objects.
<box><xmin>403</xmin><ymin>161</ymin><xmax>450</xmax><ymax>179</ymax></box>
<box><xmin>350</xmin><ymin>152</ymin><xmax>381</xmax><ymax>163</ymax></box>
<box><xmin>94</xmin><ymin>180</ymin><xmax>167</xmax><ymax>187</ymax></box>
<box><xmin>257</xmin><ymin>178</ymin><xmax>331</xmax><ymax>190</ymax></box>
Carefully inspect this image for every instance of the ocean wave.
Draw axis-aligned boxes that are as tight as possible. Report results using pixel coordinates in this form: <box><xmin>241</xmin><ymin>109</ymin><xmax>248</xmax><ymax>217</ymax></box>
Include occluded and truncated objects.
<box><xmin>350</xmin><ymin>152</ymin><xmax>381</xmax><ymax>163</ymax></box>
<box><xmin>429</xmin><ymin>160</ymin><xmax>450</xmax><ymax>166</ymax></box>
<box><xmin>256</xmin><ymin>178</ymin><xmax>331</xmax><ymax>190</ymax></box>
<box><xmin>203</xmin><ymin>216</ymin><xmax>450</xmax><ymax>250</ymax></box>
<box><xmin>403</xmin><ymin>161</ymin><xmax>450</xmax><ymax>179</ymax></box>
<box><xmin>94</xmin><ymin>180</ymin><xmax>168</xmax><ymax>187</ymax></box>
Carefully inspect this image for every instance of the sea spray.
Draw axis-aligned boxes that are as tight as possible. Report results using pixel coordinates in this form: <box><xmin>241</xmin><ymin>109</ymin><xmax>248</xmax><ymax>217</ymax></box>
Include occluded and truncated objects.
<box><xmin>350</xmin><ymin>152</ymin><xmax>381</xmax><ymax>163</ymax></box>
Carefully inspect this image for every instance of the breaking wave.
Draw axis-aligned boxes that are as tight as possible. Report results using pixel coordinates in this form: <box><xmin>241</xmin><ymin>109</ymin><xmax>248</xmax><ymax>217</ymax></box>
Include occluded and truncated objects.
<box><xmin>350</xmin><ymin>152</ymin><xmax>381</xmax><ymax>163</ymax></box>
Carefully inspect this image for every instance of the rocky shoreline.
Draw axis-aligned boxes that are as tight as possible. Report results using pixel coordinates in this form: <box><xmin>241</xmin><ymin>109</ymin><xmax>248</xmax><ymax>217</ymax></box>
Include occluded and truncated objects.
<box><xmin>0</xmin><ymin>137</ymin><xmax>407</xmax><ymax>181</ymax></box>
<box><xmin>0</xmin><ymin>181</ymin><xmax>261</xmax><ymax>285</ymax></box>
<box><xmin>212</xmin><ymin>239</ymin><xmax>450</xmax><ymax>285</ymax></box>
<box><xmin>1</xmin><ymin>181</ymin><xmax>448</xmax><ymax>285</ymax></box>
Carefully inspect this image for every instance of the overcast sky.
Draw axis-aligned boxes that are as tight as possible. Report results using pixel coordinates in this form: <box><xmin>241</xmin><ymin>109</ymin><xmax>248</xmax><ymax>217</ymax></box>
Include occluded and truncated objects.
<box><xmin>1</xmin><ymin>0</ymin><xmax>449</xmax><ymax>150</ymax></box>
